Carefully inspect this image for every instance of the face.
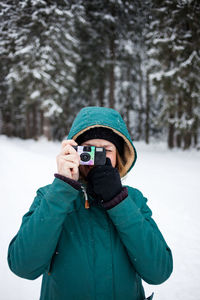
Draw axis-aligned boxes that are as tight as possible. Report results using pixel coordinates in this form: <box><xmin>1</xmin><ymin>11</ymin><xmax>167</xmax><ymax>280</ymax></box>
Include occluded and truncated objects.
<box><xmin>79</xmin><ymin>139</ymin><xmax>117</xmax><ymax>178</ymax></box>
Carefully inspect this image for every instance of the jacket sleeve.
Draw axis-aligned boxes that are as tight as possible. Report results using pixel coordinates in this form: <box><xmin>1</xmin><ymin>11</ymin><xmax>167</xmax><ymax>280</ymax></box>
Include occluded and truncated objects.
<box><xmin>107</xmin><ymin>187</ymin><xmax>173</xmax><ymax>285</ymax></box>
<box><xmin>7</xmin><ymin>177</ymin><xmax>81</xmax><ymax>280</ymax></box>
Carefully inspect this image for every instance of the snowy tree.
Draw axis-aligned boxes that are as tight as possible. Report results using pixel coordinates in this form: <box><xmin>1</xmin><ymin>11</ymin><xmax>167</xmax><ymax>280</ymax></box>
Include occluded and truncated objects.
<box><xmin>148</xmin><ymin>0</ymin><xmax>200</xmax><ymax>148</ymax></box>
<box><xmin>0</xmin><ymin>0</ymin><xmax>199</xmax><ymax>148</ymax></box>
<box><xmin>74</xmin><ymin>0</ymin><xmax>151</xmax><ymax>138</ymax></box>
<box><xmin>0</xmin><ymin>1</ymin><xmax>80</xmax><ymax>139</ymax></box>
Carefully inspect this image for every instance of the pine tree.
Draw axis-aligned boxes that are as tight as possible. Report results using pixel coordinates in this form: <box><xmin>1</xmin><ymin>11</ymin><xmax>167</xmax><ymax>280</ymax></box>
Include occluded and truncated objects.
<box><xmin>148</xmin><ymin>0</ymin><xmax>200</xmax><ymax>148</ymax></box>
<box><xmin>0</xmin><ymin>1</ymin><xmax>80</xmax><ymax>139</ymax></box>
<box><xmin>1</xmin><ymin>0</ymin><xmax>199</xmax><ymax>147</ymax></box>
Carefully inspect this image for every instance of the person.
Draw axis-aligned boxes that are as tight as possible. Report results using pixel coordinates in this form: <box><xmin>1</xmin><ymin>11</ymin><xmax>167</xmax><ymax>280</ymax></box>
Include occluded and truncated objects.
<box><xmin>8</xmin><ymin>107</ymin><xmax>173</xmax><ymax>300</ymax></box>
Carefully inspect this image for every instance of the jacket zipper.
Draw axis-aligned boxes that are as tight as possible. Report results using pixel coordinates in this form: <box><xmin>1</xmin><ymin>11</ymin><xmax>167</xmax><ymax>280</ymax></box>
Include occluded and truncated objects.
<box><xmin>81</xmin><ymin>185</ymin><xmax>90</xmax><ymax>209</ymax></box>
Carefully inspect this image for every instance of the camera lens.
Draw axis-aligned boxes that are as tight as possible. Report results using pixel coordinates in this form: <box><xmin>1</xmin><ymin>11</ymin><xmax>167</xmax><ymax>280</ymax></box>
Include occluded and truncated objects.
<box><xmin>80</xmin><ymin>152</ymin><xmax>91</xmax><ymax>162</ymax></box>
<box><xmin>83</xmin><ymin>146</ymin><xmax>91</xmax><ymax>152</ymax></box>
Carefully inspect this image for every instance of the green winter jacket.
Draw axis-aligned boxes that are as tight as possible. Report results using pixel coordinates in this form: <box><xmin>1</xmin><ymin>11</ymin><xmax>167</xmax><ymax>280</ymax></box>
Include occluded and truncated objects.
<box><xmin>8</xmin><ymin>107</ymin><xmax>173</xmax><ymax>300</ymax></box>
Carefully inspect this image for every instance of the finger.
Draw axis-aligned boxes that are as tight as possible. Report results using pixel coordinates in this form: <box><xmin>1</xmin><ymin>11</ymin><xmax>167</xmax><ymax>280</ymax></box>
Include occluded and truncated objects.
<box><xmin>59</xmin><ymin>154</ymin><xmax>80</xmax><ymax>165</ymax></box>
<box><xmin>61</xmin><ymin>139</ymin><xmax>77</xmax><ymax>150</ymax></box>
<box><xmin>60</xmin><ymin>154</ymin><xmax>80</xmax><ymax>165</ymax></box>
<box><xmin>61</xmin><ymin>144</ymin><xmax>77</xmax><ymax>156</ymax></box>
<box><xmin>59</xmin><ymin>158</ymin><xmax>79</xmax><ymax>169</ymax></box>
<box><xmin>71</xmin><ymin>165</ymin><xmax>79</xmax><ymax>176</ymax></box>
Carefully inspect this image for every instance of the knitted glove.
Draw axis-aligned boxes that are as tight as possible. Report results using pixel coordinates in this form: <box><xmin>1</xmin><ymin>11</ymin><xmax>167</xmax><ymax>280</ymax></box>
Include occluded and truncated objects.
<box><xmin>86</xmin><ymin>158</ymin><xmax>122</xmax><ymax>203</ymax></box>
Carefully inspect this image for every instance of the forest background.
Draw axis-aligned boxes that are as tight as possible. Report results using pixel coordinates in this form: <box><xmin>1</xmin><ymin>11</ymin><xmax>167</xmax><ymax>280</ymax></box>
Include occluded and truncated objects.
<box><xmin>0</xmin><ymin>0</ymin><xmax>200</xmax><ymax>149</ymax></box>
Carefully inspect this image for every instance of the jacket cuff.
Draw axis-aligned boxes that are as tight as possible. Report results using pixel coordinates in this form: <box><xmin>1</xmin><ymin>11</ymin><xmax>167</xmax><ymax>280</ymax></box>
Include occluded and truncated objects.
<box><xmin>54</xmin><ymin>174</ymin><xmax>82</xmax><ymax>191</ymax></box>
<box><xmin>102</xmin><ymin>187</ymin><xmax>128</xmax><ymax>210</ymax></box>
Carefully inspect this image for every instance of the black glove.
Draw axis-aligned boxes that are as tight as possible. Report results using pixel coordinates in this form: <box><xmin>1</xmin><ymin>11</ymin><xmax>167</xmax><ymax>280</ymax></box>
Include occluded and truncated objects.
<box><xmin>86</xmin><ymin>158</ymin><xmax>122</xmax><ymax>203</ymax></box>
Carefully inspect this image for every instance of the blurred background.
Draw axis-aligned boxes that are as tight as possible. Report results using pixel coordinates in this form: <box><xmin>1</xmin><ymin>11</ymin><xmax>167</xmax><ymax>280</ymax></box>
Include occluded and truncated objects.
<box><xmin>0</xmin><ymin>0</ymin><xmax>199</xmax><ymax>149</ymax></box>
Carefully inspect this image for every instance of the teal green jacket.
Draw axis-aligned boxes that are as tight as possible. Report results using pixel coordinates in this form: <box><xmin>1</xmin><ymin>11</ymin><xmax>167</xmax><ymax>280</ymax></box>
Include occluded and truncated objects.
<box><xmin>8</xmin><ymin>107</ymin><xmax>173</xmax><ymax>300</ymax></box>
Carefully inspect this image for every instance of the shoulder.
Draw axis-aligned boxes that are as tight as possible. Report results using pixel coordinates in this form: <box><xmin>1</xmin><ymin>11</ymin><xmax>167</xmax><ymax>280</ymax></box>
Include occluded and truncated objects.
<box><xmin>124</xmin><ymin>185</ymin><xmax>152</xmax><ymax>218</ymax></box>
<box><xmin>124</xmin><ymin>185</ymin><xmax>148</xmax><ymax>207</ymax></box>
<box><xmin>36</xmin><ymin>183</ymin><xmax>52</xmax><ymax>197</ymax></box>
<box><xmin>30</xmin><ymin>178</ymin><xmax>79</xmax><ymax>211</ymax></box>
<box><xmin>28</xmin><ymin>183</ymin><xmax>52</xmax><ymax>211</ymax></box>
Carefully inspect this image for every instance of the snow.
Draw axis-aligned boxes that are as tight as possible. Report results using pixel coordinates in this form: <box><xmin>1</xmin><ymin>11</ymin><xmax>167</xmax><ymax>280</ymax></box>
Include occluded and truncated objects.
<box><xmin>103</xmin><ymin>14</ymin><xmax>115</xmax><ymax>22</ymax></box>
<box><xmin>15</xmin><ymin>45</ymin><xmax>33</xmax><ymax>55</ymax></box>
<box><xmin>5</xmin><ymin>71</ymin><xmax>20</xmax><ymax>82</ymax></box>
<box><xmin>178</xmin><ymin>0</ymin><xmax>194</xmax><ymax>5</ymax></box>
<box><xmin>42</xmin><ymin>99</ymin><xmax>63</xmax><ymax>117</ymax></box>
<box><xmin>150</xmin><ymin>68</ymin><xmax>178</xmax><ymax>81</ymax></box>
<box><xmin>65</xmin><ymin>33</ymin><xmax>78</xmax><ymax>46</ymax></box>
<box><xmin>1</xmin><ymin>135</ymin><xmax>200</xmax><ymax>300</ymax></box>
<box><xmin>33</xmin><ymin>70</ymin><xmax>42</xmax><ymax>80</ymax></box>
<box><xmin>30</xmin><ymin>90</ymin><xmax>40</xmax><ymax>99</ymax></box>
<box><xmin>55</xmin><ymin>8</ymin><xmax>64</xmax><ymax>16</ymax></box>
<box><xmin>173</xmin><ymin>45</ymin><xmax>185</xmax><ymax>51</ymax></box>
<box><xmin>179</xmin><ymin>51</ymin><xmax>196</xmax><ymax>68</ymax></box>
<box><xmin>150</xmin><ymin>51</ymin><xmax>197</xmax><ymax>81</ymax></box>
<box><xmin>153</xmin><ymin>34</ymin><xmax>176</xmax><ymax>45</ymax></box>
<box><xmin>124</xmin><ymin>40</ymin><xmax>134</xmax><ymax>55</ymax></box>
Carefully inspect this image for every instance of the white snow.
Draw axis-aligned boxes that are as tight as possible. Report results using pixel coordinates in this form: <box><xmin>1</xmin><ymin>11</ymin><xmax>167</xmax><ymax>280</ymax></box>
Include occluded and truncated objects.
<box><xmin>150</xmin><ymin>51</ymin><xmax>197</xmax><ymax>82</ymax></box>
<box><xmin>33</xmin><ymin>70</ymin><xmax>42</xmax><ymax>80</ymax></box>
<box><xmin>153</xmin><ymin>34</ymin><xmax>176</xmax><ymax>45</ymax></box>
<box><xmin>150</xmin><ymin>68</ymin><xmax>178</xmax><ymax>81</ymax></box>
<box><xmin>30</xmin><ymin>90</ymin><xmax>40</xmax><ymax>99</ymax></box>
<box><xmin>179</xmin><ymin>51</ymin><xmax>197</xmax><ymax>68</ymax></box>
<box><xmin>15</xmin><ymin>45</ymin><xmax>33</xmax><ymax>55</ymax></box>
<box><xmin>1</xmin><ymin>135</ymin><xmax>200</xmax><ymax>300</ymax></box>
<box><xmin>64</xmin><ymin>33</ymin><xmax>79</xmax><ymax>46</ymax></box>
<box><xmin>103</xmin><ymin>14</ymin><xmax>115</xmax><ymax>22</ymax></box>
<box><xmin>42</xmin><ymin>99</ymin><xmax>63</xmax><ymax>117</ymax></box>
<box><xmin>124</xmin><ymin>40</ymin><xmax>134</xmax><ymax>55</ymax></box>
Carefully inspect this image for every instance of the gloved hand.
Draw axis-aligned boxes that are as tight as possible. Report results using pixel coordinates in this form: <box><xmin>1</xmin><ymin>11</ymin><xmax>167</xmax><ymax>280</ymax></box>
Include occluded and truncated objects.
<box><xmin>86</xmin><ymin>158</ymin><xmax>122</xmax><ymax>203</ymax></box>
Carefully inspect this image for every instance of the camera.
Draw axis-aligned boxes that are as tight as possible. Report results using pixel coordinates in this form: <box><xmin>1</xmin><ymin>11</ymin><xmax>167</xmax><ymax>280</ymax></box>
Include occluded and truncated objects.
<box><xmin>73</xmin><ymin>146</ymin><xmax>106</xmax><ymax>165</ymax></box>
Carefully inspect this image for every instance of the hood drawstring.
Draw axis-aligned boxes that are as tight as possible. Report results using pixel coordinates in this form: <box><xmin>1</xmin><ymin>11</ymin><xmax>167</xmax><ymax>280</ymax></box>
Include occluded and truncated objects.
<box><xmin>81</xmin><ymin>186</ymin><xmax>90</xmax><ymax>209</ymax></box>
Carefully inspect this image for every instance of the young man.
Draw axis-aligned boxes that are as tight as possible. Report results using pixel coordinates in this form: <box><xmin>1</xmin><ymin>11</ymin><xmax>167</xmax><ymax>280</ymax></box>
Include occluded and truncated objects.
<box><xmin>8</xmin><ymin>107</ymin><xmax>173</xmax><ymax>300</ymax></box>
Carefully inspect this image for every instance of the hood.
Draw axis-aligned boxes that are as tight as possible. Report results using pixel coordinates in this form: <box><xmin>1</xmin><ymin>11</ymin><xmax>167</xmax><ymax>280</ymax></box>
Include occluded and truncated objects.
<box><xmin>67</xmin><ymin>107</ymin><xmax>137</xmax><ymax>177</ymax></box>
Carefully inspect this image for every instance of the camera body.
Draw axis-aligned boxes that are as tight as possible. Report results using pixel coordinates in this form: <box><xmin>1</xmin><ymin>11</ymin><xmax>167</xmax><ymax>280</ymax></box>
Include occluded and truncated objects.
<box><xmin>73</xmin><ymin>146</ymin><xmax>106</xmax><ymax>165</ymax></box>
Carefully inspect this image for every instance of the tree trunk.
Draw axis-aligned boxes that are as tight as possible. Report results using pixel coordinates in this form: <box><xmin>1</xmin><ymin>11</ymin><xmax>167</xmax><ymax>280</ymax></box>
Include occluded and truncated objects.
<box><xmin>145</xmin><ymin>71</ymin><xmax>150</xmax><ymax>144</ymax></box>
<box><xmin>26</xmin><ymin>108</ymin><xmax>31</xmax><ymax>139</ymax></box>
<box><xmin>125</xmin><ymin>66</ymin><xmax>132</xmax><ymax>136</ymax></box>
<box><xmin>125</xmin><ymin>104</ymin><xmax>131</xmax><ymax>136</ymax></box>
<box><xmin>168</xmin><ymin>110</ymin><xmax>175</xmax><ymax>149</ymax></box>
<box><xmin>32</xmin><ymin>104</ymin><xmax>37</xmax><ymax>140</ymax></box>
<box><xmin>176</xmin><ymin>133</ymin><xmax>182</xmax><ymax>148</ymax></box>
<box><xmin>2</xmin><ymin>109</ymin><xmax>13</xmax><ymax>137</ymax></box>
<box><xmin>192</xmin><ymin>96</ymin><xmax>198</xmax><ymax>147</ymax></box>
<box><xmin>184</xmin><ymin>132</ymin><xmax>191</xmax><ymax>149</ymax></box>
<box><xmin>183</xmin><ymin>98</ymin><xmax>192</xmax><ymax>149</ymax></box>
<box><xmin>40</xmin><ymin>110</ymin><xmax>44</xmax><ymax>136</ymax></box>
<box><xmin>98</xmin><ymin>72</ymin><xmax>105</xmax><ymax>107</ymax></box>
<box><xmin>168</xmin><ymin>123</ymin><xmax>174</xmax><ymax>148</ymax></box>
<box><xmin>109</xmin><ymin>38</ymin><xmax>115</xmax><ymax>109</ymax></box>
<box><xmin>43</xmin><ymin>115</ymin><xmax>51</xmax><ymax>140</ymax></box>
<box><xmin>176</xmin><ymin>98</ymin><xmax>183</xmax><ymax>148</ymax></box>
<box><xmin>193</xmin><ymin>117</ymin><xmax>198</xmax><ymax>147</ymax></box>
<box><xmin>137</xmin><ymin>58</ymin><xmax>144</xmax><ymax>140</ymax></box>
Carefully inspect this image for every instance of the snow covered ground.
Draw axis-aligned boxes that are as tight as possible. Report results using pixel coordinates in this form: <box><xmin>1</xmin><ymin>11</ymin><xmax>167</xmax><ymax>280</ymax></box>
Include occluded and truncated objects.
<box><xmin>0</xmin><ymin>135</ymin><xmax>200</xmax><ymax>300</ymax></box>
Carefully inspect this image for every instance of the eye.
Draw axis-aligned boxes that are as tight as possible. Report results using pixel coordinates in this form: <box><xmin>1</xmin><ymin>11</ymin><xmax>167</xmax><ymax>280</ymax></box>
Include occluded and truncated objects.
<box><xmin>106</xmin><ymin>149</ymin><xmax>112</xmax><ymax>152</ymax></box>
